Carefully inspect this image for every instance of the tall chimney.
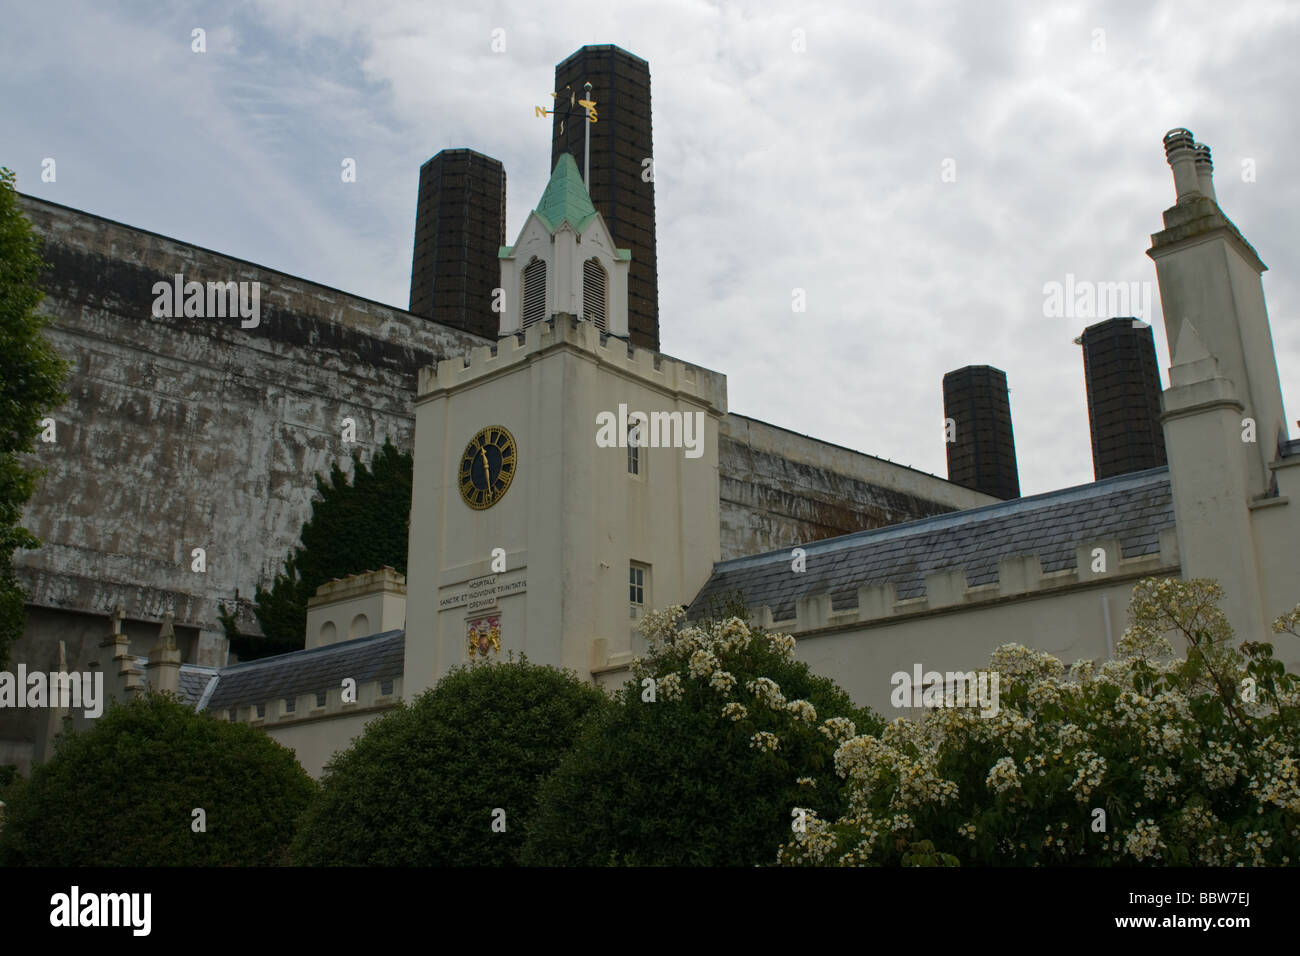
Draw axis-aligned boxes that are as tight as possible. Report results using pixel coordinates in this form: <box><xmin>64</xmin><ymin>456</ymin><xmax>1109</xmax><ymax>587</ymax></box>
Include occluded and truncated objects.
<box><xmin>1077</xmin><ymin>318</ymin><xmax>1167</xmax><ymax>479</ymax></box>
<box><xmin>1149</xmin><ymin>126</ymin><xmax>1290</xmax><ymax>498</ymax></box>
<box><xmin>552</xmin><ymin>45</ymin><xmax>659</xmax><ymax>351</ymax></box>
<box><xmin>943</xmin><ymin>365</ymin><xmax>1020</xmax><ymax>500</ymax></box>
<box><xmin>409</xmin><ymin>149</ymin><xmax>506</xmax><ymax>339</ymax></box>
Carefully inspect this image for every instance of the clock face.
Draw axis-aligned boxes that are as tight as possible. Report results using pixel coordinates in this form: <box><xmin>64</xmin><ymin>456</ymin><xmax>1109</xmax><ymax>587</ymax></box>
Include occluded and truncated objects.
<box><xmin>459</xmin><ymin>425</ymin><xmax>517</xmax><ymax>510</ymax></box>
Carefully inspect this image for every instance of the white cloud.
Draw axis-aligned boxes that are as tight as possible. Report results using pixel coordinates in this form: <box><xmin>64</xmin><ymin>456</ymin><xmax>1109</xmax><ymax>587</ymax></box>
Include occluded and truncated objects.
<box><xmin>2</xmin><ymin>0</ymin><xmax>1297</xmax><ymax>494</ymax></box>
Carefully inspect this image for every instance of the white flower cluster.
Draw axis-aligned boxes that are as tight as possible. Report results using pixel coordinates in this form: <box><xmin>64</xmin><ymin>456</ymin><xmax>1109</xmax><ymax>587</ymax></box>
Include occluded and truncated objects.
<box><xmin>796</xmin><ymin>776</ymin><xmax>817</xmax><ymax>788</ymax></box>
<box><xmin>1249</xmin><ymin>737</ymin><xmax>1300</xmax><ymax>813</ymax></box>
<box><xmin>775</xmin><ymin>810</ymin><xmax>836</xmax><ymax>866</ymax></box>
<box><xmin>709</xmin><ymin>669</ymin><xmax>737</xmax><ymax>695</ymax></box>
<box><xmin>1242</xmin><ymin>829</ymin><xmax>1274</xmax><ymax>866</ymax></box>
<box><xmin>746</xmin><ymin>677</ymin><xmax>787</xmax><ymax>711</ymax></box>
<box><xmin>765</xmin><ymin>632</ymin><xmax>797</xmax><ymax>660</ymax></box>
<box><xmin>657</xmin><ymin>672</ymin><xmax>683</xmax><ymax>702</ymax></box>
<box><xmin>894</xmin><ymin>758</ymin><xmax>958</xmax><ymax>809</ymax></box>
<box><xmin>985</xmin><ymin>756</ymin><xmax>1021</xmax><ymax>794</ymax></box>
<box><xmin>750</xmin><ymin>731</ymin><xmax>780</xmax><ymax>753</ymax></box>
<box><xmin>672</xmin><ymin>626</ymin><xmax>711</xmax><ymax>655</ymax></box>
<box><xmin>719</xmin><ymin>616</ymin><xmax>748</xmax><ymax>640</ymax></box>
<box><xmin>785</xmin><ymin>699</ymin><xmax>817</xmax><ymax>722</ymax></box>
<box><xmin>1026</xmin><ymin>677</ymin><xmax>1066</xmax><ymax>711</ymax></box>
<box><xmin>1056</xmin><ymin>720</ymin><xmax>1087</xmax><ymax>747</ymax></box>
<box><xmin>819</xmin><ymin>716</ymin><xmax>857</xmax><ymax>744</ymax></box>
<box><xmin>988</xmin><ymin>643</ymin><xmax>1064</xmax><ymax>682</ymax></box>
<box><xmin>688</xmin><ymin>649</ymin><xmax>718</xmax><ymax>680</ymax></box>
<box><xmin>1124</xmin><ymin>818</ymin><xmax>1165</xmax><ymax>862</ymax></box>
<box><xmin>721</xmin><ymin>702</ymin><xmax>747</xmax><ymax>722</ymax></box>
<box><xmin>636</xmin><ymin>604</ymin><xmax>686</xmax><ymax>648</ymax></box>
<box><xmin>1069</xmin><ymin>750</ymin><xmax>1106</xmax><ymax>801</ymax></box>
<box><xmin>777</xmin><ymin>583</ymin><xmax>1300</xmax><ymax>867</ymax></box>
<box><xmin>1140</xmin><ymin>764</ymin><xmax>1180</xmax><ymax>802</ymax></box>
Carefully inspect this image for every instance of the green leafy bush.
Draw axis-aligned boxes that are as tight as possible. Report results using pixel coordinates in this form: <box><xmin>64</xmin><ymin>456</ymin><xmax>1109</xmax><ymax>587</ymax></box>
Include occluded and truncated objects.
<box><xmin>290</xmin><ymin>656</ymin><xmax>607</xmax><ymax>866</ymax></box>
<box><xmin>522</xmin><ymin>608</ymin><xmax>881</xmax><ymax>866</ymax></box>
<box><xmin>0</xmin><ymin>692</ymin><xmax>316</xmax><ymax>865</ymax></box>
<box><xmin>780</xmin><ymin>578</ymin><xmax>1300</xmax><ymax>866</ymax></box>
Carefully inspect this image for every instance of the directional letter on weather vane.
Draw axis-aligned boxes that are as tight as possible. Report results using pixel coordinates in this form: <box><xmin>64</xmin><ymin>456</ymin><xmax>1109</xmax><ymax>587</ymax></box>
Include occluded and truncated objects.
<box><xmin>535</xmin><ymin>85</ymin><xmax>597</xmax><ymax>133</ymax></box>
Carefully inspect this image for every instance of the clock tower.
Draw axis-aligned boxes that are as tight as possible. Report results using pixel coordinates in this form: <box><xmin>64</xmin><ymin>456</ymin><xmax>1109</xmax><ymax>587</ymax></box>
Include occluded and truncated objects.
<box><xmin>403</xmin><ymin>154</ymin><xmax>727</xmax><ymax>696</ymax></box>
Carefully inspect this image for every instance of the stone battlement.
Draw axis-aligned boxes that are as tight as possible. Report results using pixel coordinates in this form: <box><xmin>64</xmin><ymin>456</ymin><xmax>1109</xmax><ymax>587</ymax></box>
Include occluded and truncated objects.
<box><xmin>417</xmin><ymin>313</ymin><xmax>728</xmax><ymax>413</ymax></box>
<box><xmin>222</xmin><ymin>673</ymin><xmax>401</xmax><ymax>728</ymax></box>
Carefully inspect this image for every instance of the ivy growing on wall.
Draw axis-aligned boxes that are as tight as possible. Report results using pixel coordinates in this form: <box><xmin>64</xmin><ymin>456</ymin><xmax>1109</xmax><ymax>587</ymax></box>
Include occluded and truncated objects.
<box><xmin>220</xmin><ymin>438</ymin><xmax>412</xmax><ymax>659</ymax></box>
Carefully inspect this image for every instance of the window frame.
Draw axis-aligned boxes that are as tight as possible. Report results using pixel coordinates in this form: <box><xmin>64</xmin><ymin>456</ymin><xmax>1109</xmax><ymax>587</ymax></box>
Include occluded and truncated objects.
<box><xmin>629</xmin><ymin>561</ymin><xmax>650</xmax><ymax>618</ymax></box>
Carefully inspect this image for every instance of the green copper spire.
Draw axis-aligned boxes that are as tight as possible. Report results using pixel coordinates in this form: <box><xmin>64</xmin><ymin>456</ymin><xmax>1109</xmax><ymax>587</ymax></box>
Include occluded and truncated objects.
<box><xmin>533</xmin><ymin>153</ymin><xmax>598</xmax><ymax>234</ymax></box>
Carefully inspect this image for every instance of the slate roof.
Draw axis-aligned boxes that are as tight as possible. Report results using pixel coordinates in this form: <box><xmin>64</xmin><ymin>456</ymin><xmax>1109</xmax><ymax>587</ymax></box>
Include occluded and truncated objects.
<box><xmin>201</xmin><ymin>630</ymin><xmax>404</xmax><ymax>712</ymax></box>
<box><xmin>178</xmin><ymin>666</ymin><xmax>218</xmax><ymax>709</ymax></box>
<box><xmin>688</xmin><ymin>467</ymin><xmax>1177</xmax><ymax>621</ymax></box>
<box><xmin>131</xmin><ymin>660</ymin><xmax>217</xmax><ymax>708</ymax></box>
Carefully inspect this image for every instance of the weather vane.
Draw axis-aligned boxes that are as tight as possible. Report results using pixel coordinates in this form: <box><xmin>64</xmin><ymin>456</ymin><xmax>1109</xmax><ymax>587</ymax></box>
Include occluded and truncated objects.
<box><xmin>536</xmin><ymin>81</ymin><xmax>597</xmax><ymax>189</ymax></box>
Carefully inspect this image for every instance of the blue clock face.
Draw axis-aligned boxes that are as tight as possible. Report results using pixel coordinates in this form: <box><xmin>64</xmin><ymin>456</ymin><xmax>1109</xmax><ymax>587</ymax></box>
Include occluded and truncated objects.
<box><xmin>459</xmin><ymin>426</ymin><xmax>517</xmax><ymax>510</ymax></box>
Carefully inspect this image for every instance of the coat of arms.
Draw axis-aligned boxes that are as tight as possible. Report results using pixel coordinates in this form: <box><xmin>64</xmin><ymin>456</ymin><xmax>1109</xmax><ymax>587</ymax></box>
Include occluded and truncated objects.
<box><xmin>467</xmin><ymin>615</ymin><xmax>502</xmax><ymax>658</ymax></box>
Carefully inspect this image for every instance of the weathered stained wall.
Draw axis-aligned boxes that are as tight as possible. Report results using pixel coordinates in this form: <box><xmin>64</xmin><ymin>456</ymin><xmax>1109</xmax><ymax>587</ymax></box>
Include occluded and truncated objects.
<box><xmin>11</xmin><ymin>195</ymin><xmax>490</xmax><ymax>679</ymax></box>
<box><xmin>5</xmin><ymin>194</ymin><xmax>1002</xmax><ymax>770</ymax></box>
<box><xmin>719</xmin><ymin>414</ymin><xmax>999</xmax><ymax>559</ymax></box>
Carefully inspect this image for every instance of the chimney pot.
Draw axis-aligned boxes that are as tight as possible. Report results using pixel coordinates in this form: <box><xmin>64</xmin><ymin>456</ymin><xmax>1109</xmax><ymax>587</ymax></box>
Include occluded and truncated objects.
<box><xmin>1163</xmin><ymin>128</ymin><xmax>1201</xmax><ymax>203</ymax></box>
<box><xmin>1193</xmin><ymin>143</ymin><xmax>1217</xmax><ymax>203</ymax></box>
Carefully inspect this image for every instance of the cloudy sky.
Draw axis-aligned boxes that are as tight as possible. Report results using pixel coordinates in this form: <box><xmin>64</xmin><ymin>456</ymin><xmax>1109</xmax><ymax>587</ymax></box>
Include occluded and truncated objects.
<box><xmin>4</xmin><ymin>0</ymin><xmax>1297</xmax><ymax>495</ymax></box>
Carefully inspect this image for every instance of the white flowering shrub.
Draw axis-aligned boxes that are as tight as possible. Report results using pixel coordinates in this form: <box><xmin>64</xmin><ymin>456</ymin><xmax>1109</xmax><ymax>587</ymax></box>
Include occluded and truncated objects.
<box><xmin>780</xmin><ymin>578</ymin><xmax>1300</xmax><ymax>867</ymax></box>
<box><xmin>523</xmin><ymin>604</ymin><xmax>881</xmax><ymax>866</ymax></box>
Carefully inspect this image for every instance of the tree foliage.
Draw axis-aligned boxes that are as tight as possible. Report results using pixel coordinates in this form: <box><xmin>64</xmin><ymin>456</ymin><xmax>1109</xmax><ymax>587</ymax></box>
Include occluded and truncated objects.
<box><xmin>0</xmin><ymin>168</ymin><xmax>69</xmax><ymax>668</ymax></box>
<box><xmin>222</xmin><ymin>438</ymin><xmax>412</xmax><ymax>658</ymax></box>
<box><xmin>522</xmin><ymin>608</ymin><xmax>882</xmax><ymax>866</ymax></box>
<box><xmin>780</xmin><ymin>578</ymin><xmax>1300</xmax><ymax>866</ymax></box>
<box><xmin>0</xmin><ymin>692</ymin><xmax>316</xmax><ymax>866</ymax></box>
<box><xmin>290</xmin><ymin>656</ymin><xmax>608</xmax><ymax>866</ymax></box>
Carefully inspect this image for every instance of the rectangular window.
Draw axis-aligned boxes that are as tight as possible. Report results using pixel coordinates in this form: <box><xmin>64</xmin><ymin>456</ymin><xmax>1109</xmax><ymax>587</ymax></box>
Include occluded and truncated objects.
<box><xmin>315</xmin><ymin>691</ymin><xmax>327</xmax><ymax>708</ymax></box>
<box><xmin>630</xmin><ymin>562</ymin><xmax>649</xmax><ymax>618</ymax></box>
<box><xmin>227</xmin><ymin>709</ymin><xmax>237</xmax><ymax>722</ymax></box>
<box><xmin>284</xmin><ymin>697</ymin><xmax>296</xmax><ymax>714</ymax></box>
<box><xmin>627</xmin><ymin>418</ymin><xmax>645</xmax><ymax>478</ymax></box>
<box><xmin>255</xmin><ymin>702</ymin><xmax>266</xmax><ymax>719</ymax></box>
<box><xmin>380</xmin><ymin>679</ymin><xmax>394</xmax><ymax>697</ymax></box>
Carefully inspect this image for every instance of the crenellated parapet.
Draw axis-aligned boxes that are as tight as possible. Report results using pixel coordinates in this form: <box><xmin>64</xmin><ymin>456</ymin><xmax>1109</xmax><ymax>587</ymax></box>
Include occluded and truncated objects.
<box><xmin>748</xmin><ymin>527</ymin><xmax>1181</xmax><ymax>635</ymax></box>
<box><xmin>219</xmin><ymin>674</ymin><xmax>402</xmax><ymax>728</ymax></box>
<box><xmin>417</xmin><ymin>313</ymin><xmax>727</xmax><ymax>415</ymax></box>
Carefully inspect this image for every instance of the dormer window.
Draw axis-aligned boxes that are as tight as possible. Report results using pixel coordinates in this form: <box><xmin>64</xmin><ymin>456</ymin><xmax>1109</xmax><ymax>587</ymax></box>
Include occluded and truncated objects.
<box><xmin>522</xmin><ymin>256</ymin><xmax>547</xmax><ymax>329</ymax></box>
<box><xmin>583</xmin><ymin>257</ymin><xmax>607</xmax><ymax>331</ymax></box>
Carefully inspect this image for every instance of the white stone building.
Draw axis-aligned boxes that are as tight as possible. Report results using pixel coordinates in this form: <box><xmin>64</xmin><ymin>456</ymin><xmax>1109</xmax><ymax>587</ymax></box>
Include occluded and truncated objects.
<box><xmin>42</xmin><ymin>127</ymin><xmax>1298</xmax><ymax>777</ymax></box>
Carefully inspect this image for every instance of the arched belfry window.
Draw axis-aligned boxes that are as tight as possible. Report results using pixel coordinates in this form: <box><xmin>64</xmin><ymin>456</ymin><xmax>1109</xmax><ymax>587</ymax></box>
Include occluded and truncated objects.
<box><xmin>583</xmin><ymin>257</ymin><xmax>607</xmax><ymax>332</ymax></box>
<box><xmin>522</xmin><ymin>257</ymin><xmax>547</xmax><ymax>329</ymax></box>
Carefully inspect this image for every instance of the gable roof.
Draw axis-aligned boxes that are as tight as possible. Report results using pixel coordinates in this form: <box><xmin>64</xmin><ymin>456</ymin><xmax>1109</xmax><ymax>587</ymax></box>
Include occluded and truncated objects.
<box><xmin>688</xmin><ymin>467</ymin><xmax>1177</xmax><ymax>621</ymax></box>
